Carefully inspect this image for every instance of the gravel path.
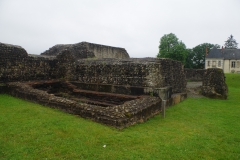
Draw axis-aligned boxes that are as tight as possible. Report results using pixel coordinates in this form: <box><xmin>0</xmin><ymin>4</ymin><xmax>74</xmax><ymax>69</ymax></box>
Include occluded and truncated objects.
<box><xmin>186</xmin><ymin>82</ymin><xmax>204</xmax><ymax>98</ymax></box>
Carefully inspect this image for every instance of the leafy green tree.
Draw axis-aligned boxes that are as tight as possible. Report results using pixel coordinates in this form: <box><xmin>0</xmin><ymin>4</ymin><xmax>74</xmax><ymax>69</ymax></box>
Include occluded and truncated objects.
<box><xmin>157</xmin><ymin>33</ymin><xmax>188</xmax><ymax>64</ymax></box>
<box><xmin>185</xmin><ymin>43</ymin><xmax>220</xmax><ymax>69</ymax></box>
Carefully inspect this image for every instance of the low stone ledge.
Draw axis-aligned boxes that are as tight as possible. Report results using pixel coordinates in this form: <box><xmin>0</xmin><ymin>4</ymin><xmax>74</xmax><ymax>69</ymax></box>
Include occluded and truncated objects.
<box><xmin>5</xmin><ymin>82</ymin><xmax>161</xmax><ymax>129</ymax></box>
<box><xmin>2</xmin><ymin>79</ymin><xmax>188</xmax><ymax>128</ymax></box>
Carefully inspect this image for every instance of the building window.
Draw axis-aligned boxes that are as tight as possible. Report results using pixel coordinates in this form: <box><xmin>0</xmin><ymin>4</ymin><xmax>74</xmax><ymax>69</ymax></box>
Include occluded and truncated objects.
<box><xmin>218</xmin><ymin>61</ymin><xmax>221</xmax><ymax>67</ymax></box>
<box><xmin>207</xmin><ymin>61</ymin><xmax>210</xmax><ymax>66</ymax></box>
<box><xmin>231</xmin><ymin>61</ymin><xmax>236</xmax><ymax>68</ymax></box>
<box><xmin>212</xmin><ymin>61</ymin><xmax>216</xmax><ymax>67</ymax></box>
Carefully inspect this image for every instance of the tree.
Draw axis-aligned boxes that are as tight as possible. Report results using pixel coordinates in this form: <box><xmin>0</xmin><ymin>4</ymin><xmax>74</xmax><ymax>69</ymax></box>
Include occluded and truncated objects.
<box><xmin>157</xmin><ymin>33</ymin><xmax>188</xmax><ymax>65</ymax></box>
<box><xmin>185</xmin><ymin>43</ymin><xmax>220</xmax><ymax>69</ymax></box>
<box><xmin>224</xmin><ymin>34</ymin><xmax>238</xmax><ymax>49</ymax></box>
<box><xmin>185</xmin><ymin>49</ymin><xmax>194</xmax><ymax>68</ymax></box>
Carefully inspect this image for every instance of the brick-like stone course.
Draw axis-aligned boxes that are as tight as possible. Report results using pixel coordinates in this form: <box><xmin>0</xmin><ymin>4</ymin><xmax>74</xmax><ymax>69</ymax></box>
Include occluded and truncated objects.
<box><xmin>74</xmin><ymin>58</ymin><xmax>186</xmax><ymax>94</ymax></box>
<box><xmin>1</xmin><ymin>43</ymin><xmax>186</xmax><ymax>94</ymax></box>
<box><xmin>0</xmin><ymin>42</ymin><xmax>61</xmax><ymax>82</ymax></box>
<box><xmin>159</xmin><ymin>59</ymin><xmax>187</xmax><ymax>93</ymax></box>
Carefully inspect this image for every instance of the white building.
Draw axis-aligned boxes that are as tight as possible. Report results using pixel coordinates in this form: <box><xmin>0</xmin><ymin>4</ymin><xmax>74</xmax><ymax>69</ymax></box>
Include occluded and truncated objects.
<box><xmin>205</xmin><ymin>48</ymin><xmax>240</xmax><ymax>73</ymax></box>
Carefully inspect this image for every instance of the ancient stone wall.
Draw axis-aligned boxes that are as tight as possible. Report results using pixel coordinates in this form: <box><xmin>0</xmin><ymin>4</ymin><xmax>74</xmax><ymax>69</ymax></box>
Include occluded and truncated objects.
<box><xmin>0</xmin><ymin>43</ymin><xmax>59</xmax><ymax>82</ymax></box>
<box><xmin>84</xmin><ymin>42</ymin><xmax>129</xmax><ymax>59</ymax></box>
<box><xmin>0</xmin><ymin>42</ymin><xmax>188</xmax><ymax>128</ymax></box>
<box><xmin>0</xmin><ymin>42</ymin><xmax>28</xmax><ymax>58</ymax></box>
<box><xmin>0</xmin><ymin>42</ymin><xmax>186</xmax><ymax>95</ymax></box>
<box><xmin>4</xmin><ymin>80</ymin><xmax>187</xmax><ymax>128</ymax></box>
<box><xmin>71</xmin><ymin>58</ymin><xmax>186</xmax><ymax>94</ymax></box>
<box><xmin>201</xmin><ymin>68</ymin><xmax>228</xmax><ymax>99</ymax></box>
<box><xmin>41</xmin><ymin>42</ymin><xmax>129</xmax><ymax>59</ymax></box>
<box><xmin>6</xmin><ymin>81</ymin><xmax>161</xmax><ymax>129</ymax></box>
<box><xmin>159</xmin><ymin>59</ymin><xmax>187</xmax><ymax>93</ymax></box>
<box><xmin>184</xmin><ymin>69</ymin><xmax>205</xmax><ymax>81</ymax></box>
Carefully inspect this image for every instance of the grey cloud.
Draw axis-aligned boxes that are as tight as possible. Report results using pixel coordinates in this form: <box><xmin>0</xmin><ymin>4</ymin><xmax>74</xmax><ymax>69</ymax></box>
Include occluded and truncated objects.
<box><xmin>0</xmin><ymin>0</ymin><xmax>240</xmax><ymax>57</ymax></box>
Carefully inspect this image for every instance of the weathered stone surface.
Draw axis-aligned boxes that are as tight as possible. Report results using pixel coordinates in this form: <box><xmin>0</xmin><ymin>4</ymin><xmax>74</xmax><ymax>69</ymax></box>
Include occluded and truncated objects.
<box><xmin>184</xmin><ymin>69</ymin><xmax>205</xmax><ymax>81</ymax></box>
<box><xmin>0</xmin><ymin>42</ymin><xmax>28</xmax><ymax>58</ymax></box>
<box><xmin>0</xmin><ymin>42</ymin><xmax>188</xmax><ymax>128</ymax></box>
<box><xmin>0</xmin><ymin>43</ymin><xmax>60</xmax><ymax>82</ymax></box>
<box><xmin>56</xmin><ymin>49</ymin><xmax>76</xmax><ymax>80</ymax></box>
<box><xmin>5</xmin><ymin>80</ymin><xmax>187</xmax><ymax>128</ymax></box>
<box><xmin>41</xmin><ymin>42</ymin><xmax>130</xmax><ymax>59</ymax></box>
<box><xmin>6</xmin><ymin>81</ymin><xmax>161</xmax><ymax>129</ymax></box>
<box><xmin>159</xmin><ymin>58</ymin><xmax>187</xmax><ymax>93</ymax></box>
<box><xmin>0</xmin><ymin>42</ymin><xmax>186</xmax><ymax>95</ymax></box>
<box><xmin>0</xmin><ymin>55</ymin><xmax>58</xmax><ymax>82</ymax></box>
<box><xmin>74</xmin><ymin>58</ymin><xmax>187</xmax><ymax>94</ymax></box>
<box><xmin>201</xmin><ymin>68</ymin><xmax>228</xmax><ymax>99</ymax></box>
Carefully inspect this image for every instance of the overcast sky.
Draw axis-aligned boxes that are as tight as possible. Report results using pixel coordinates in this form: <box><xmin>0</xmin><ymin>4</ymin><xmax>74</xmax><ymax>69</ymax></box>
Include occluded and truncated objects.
<box><xmin>1</xmin><ymin>0</ymin><xmax>240</xmax><ymax>57</ymax></box>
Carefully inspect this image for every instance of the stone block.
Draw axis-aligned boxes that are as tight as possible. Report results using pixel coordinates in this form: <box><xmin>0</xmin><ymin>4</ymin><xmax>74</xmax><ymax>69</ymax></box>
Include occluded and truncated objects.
<box><xmin>41</xmin><ymin>42</ymin><xmax>129</xmax><ymax>59</ymax></box>
<box><xmin>154</xmin><ymin>86</ymin><xmax>172</xmax><ymax>100</ymax></box>
<box><xmin>201</xmin><ymin>68</ymin><xmax>228</xmax><ymax>99</ymax></box>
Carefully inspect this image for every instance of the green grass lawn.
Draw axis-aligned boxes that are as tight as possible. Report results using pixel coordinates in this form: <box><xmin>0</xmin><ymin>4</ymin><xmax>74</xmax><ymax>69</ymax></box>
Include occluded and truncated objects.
<box><xmin>1</xmin><ymin>74</ymin><xmax>240</xmax><ymax>159</ymax></box>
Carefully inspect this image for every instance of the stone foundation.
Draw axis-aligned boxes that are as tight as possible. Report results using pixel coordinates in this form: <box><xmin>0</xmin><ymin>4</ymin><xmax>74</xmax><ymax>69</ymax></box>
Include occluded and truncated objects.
<box><xmin>6</xmin><ymin>81</ymin><xmax>161</xmax><ymax>129</ymax></box>
<box><xmin>5</xmin><ymin>80</ymin><xmax>187</xmax><ymax>128</ymax></box>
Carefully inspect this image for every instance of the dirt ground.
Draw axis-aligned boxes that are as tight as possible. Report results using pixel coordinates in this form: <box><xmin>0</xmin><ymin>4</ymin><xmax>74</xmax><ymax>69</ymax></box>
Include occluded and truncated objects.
<box><xmin>186</xmin><ymin>82</ymin><xmax>204</xmax><ymax>98</ymax></box>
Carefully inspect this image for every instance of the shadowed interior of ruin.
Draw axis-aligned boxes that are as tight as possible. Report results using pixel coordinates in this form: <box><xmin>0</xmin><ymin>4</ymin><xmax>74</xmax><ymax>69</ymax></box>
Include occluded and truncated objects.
<box><xmin>29</xmin><ymin>81</ymin><xmax>140</xmax><ymax>107</ymax></box>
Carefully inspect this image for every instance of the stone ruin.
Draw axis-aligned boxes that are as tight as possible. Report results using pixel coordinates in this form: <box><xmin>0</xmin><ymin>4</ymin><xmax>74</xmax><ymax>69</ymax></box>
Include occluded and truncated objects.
<box><xmin>185</xmin><ymin>68</ymin><xmax>228</xmax><ymax>100</ymax></box>
<box><xmin>201</xmin><ymin>68</ymin><xmax>228</xmax><ymax>99</ymax></box>
<box><xmin>41</xmin><ymin>42</ymin><xmax>130</xmax><ymax>59</ymax></box>
<box><xmin>0</xmin><ymin>42</ymin><xmax>188</xmax><ymax>128</ymax></box>
<box><xmin>0</xmin><ymin>41</ymin><xmax>229</xmax><ymax>128</ymax></box>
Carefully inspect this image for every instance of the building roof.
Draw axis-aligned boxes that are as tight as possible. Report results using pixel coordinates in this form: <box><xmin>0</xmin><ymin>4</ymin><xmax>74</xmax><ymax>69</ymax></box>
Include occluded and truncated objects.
<box><xmin>206</xmin><ymin>48</ymin><xmax>240</xmax><ymax>59</ymax></box>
